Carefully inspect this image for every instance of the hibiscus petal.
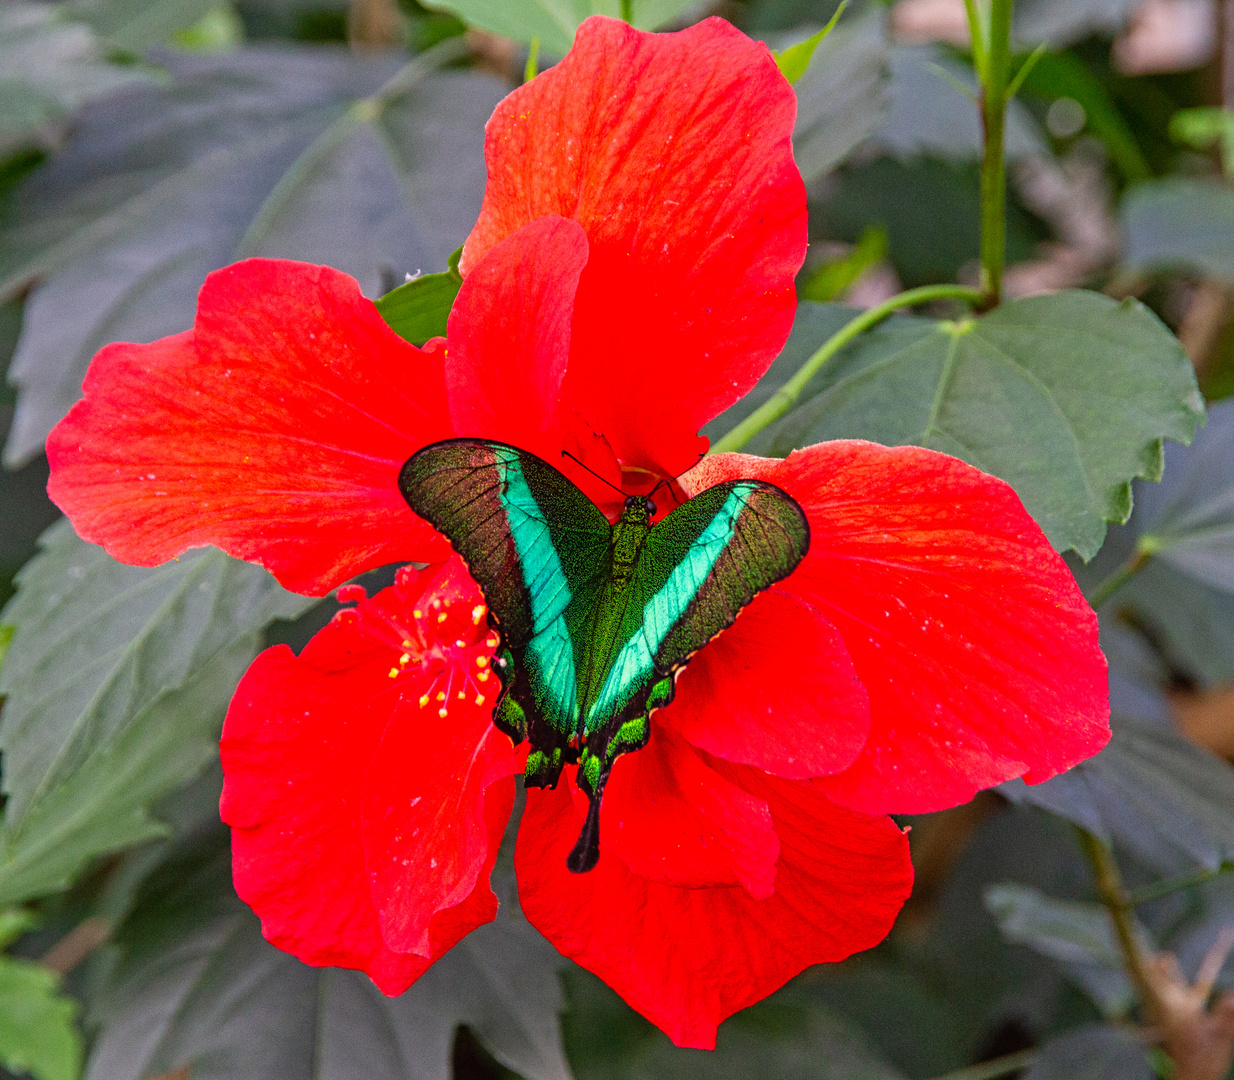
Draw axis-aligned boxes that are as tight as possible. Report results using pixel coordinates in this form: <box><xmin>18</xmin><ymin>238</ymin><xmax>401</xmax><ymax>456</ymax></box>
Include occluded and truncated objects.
<box><xmin>461</xmin><ymin>15</ymin><xmax>806</xmax><ymax>480</ymax></box>
<box><xmin>47</xmin><ymin>259</ymin><xmax>453</xmax><ymax>596</ymax></box>
<box><xmin>517</xmin><ymin>768</ymin><xmax>911</xmax><ymax>1049</ymax></box>
<box><xmin>597</xmin><ymin>725</ymin><xmax>779</xmax><ymax>898</ymax></box>
<box><xmin>658</xmin><ymin>588</ymin><xmax>870</xmax><ymax>779</ymax></box>
<box><xmin>220</xmin><ymin>574</ymin><xmax>518</xmax><ymax>994</ymax></box>
<box><xmin>363</xmin><ymin>700</ymin><xmax>523</xmax><ymax>958</ymax></box>
<box><xmin>446</xmin><ymin>216</ymin><xmax>587</xmax><ymax>458</ymax></box>
<box><xmin>683</xmin><ymin>444</ymin><xmax>1111</xmax><ymax>815</ymax></box>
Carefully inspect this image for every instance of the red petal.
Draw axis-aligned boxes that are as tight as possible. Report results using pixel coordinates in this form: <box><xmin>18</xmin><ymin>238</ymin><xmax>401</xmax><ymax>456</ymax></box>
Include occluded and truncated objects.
<box><xmin>47</xmin><ymin>259</ymin><xmax>454</xmax><ymax>596</ymax></box>
<box><xmin>517</xmin><ymin>769</ymin><xmax>911</xmax><ymax>1049</ymax></box>
<box><xmin>683</xmin><ymin>444</ymin><xmax>1111</xmax><ymax>815</ymax></box>
<box><xmin>461</xmin><ymin>15</ymin><xmax>806</xmax><ymax>480</ymax></box>
<box><xmin>597</xmin><ymin>726</ymin><xmax>779</xmax><ymax>898</ymax></box>
<box><xmin>658</xmin><ymin>588</ymin><xmax>870</xmax><ymax>779</ymax></box>
<box><xmin>363</xmin><ymin>703</ymin><xmax>522</xmax><ymax>957</ymax></box>
<box><xmin>220</xmin><ymin>568</ymin><xmax>517</xmax><ymax>994</ymax></box>
<box><xmin>446</xmin><ymin>216</ymin><xmax>587</xmax><ymax>459</ymax></box>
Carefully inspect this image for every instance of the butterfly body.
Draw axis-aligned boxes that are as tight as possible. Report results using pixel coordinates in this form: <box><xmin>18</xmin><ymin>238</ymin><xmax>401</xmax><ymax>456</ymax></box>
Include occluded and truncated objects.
<box><xmin>400</xmin><ymin>439</ymin><xmax>809</xmax><ymax>873</ymax></box>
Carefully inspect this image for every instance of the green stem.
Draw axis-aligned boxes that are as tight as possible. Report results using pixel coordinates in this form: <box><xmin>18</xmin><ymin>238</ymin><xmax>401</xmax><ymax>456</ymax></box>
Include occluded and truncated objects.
<box><xmin>1077</xmin><ymin>828</ymin><xmax>1162</xmax><ymax>1023</ymax></box>
<box><xmin>925</xmin><ymin>1048</ymin><xmax>1037</xmax><ymax>1080</ymax></box>
<box><xmin>1086</xmin><ymin>548</ymin><xmax>1152</xmax><ymax>609</ymax></box>
<box><xmin>620</xmin><ymin>0</ymin><xmax>632</xmax><ymax>22</ymax></box>
<box><xmin>1127</xmin><ymin>864</ymin><xmax>1233</xmax><ymax>908</ymax></box>
<box><xmin>710</xmin><ymin>283</ymin><xmax>982</xmax><ymax>454</ymax></box>
<box><xmin>977</xmin><ymin>0</ymin><xmax>1013</xmax><ymax>310</ymax></box>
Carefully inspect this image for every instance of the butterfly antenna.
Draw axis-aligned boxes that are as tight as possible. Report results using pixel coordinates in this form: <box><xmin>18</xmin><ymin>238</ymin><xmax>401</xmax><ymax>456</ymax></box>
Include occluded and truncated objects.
<box><xmin>560</xmin><ymin>449</ymin><xmax>626</xmax><ymax>496</ymax></box>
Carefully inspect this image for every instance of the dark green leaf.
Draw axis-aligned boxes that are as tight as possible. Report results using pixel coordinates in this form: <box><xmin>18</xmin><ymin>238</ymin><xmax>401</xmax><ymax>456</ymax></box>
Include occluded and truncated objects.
<box><xmin>374</xmin><ymin>247</ymin><xmax>462</xmax><ymax>346</ymax></box>
<box><xmin>872</xmin><ymin>46</ymin><xmax>1044</xmax><ymax>161</ymax></box>
<box><xmin>1002</xmin><ymin>715</ymin><xmax>1234</xmax><ymax>875</ymax></box>
<box><xmin>1121</xmin><ymin>178</ymin><xmax>1234</xmax><ymax>281</ymax></box>
<box><xmin>64</xmin><ymin>0</ymin><xmax>222</xmax><ymax>53</ymax></box>
<box><xmin>1075</xmin><ymin>400</ymin><xmax>1234</xmax><ymax>685</ymax></box>
<box><xmin>87</xmin><ymin>828</ymin><xmax>571</xmax><ymax>1080</ymax></box>
<box><xmin>0</xmin><ymin>522</ymin><xmax>313</xmax><ymax>902</ymax></box>
<box><xmin>0</xmin><ymin>2</ymin><xmax>148</xmax><ymax>157</ymax></box>
<box><xmin>787</xmin><ymin>5</ymin><xmax>889</xmax><ymax>184</ymax></box>
<box><xmin>0</xmin><ymin>47</ymin><xmax>504</xmax><ymax>466</ymax></box>
<box><xmin>1022</xmin><ymin>1025</ymin><xmax>1152</xmax><ymax>1080</ymax></box>
<box><xmin>418</xmin><ymin>0</ymin><xmax>698</xmax><ymax>55</ymax></box>
<box><xmin>739</xmin><ymin>291</ymin><xmax>1202</xmax><ymax>559</ymax></box>
<box><xmin>0</xmin><ymin>956</ymin><xmax>81</xmax><ymax>1080</ymax></box>
<box><xmin>563</xmin><ymin>968</ymin><xmax>905</xmax><ymax>1080</ymax></box>
<box><xmin>983</xmin><ymin>883</ymin><xmax>1141</xmax><ymax>1015</ymax></box>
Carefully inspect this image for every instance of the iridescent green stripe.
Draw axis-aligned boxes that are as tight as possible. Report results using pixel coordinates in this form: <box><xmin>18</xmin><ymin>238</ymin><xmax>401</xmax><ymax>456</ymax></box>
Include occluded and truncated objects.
<box><xmin>586</xmin><ymin>483</ymin><xmax>755</xmax><ymax>725</ymax></box>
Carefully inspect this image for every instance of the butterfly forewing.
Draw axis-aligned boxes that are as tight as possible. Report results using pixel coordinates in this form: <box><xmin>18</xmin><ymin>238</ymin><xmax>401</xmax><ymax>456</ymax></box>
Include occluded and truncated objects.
<box><xmin>399</xmin><ymin>439</ymin><xmax>610</xmax><ymax>735</ymax></box>
<box><xmin>583</xmin><ymin>480</ymin><xmax>809</xmax><ymax>732</ymax></box>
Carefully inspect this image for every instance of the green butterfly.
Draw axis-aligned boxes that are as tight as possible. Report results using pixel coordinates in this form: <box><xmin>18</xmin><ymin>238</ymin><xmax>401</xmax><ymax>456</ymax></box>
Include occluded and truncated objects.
<box><xmin>400</xmin><ymin>439</ymin><xmax>809</xmax><ymax>873</ymax></box>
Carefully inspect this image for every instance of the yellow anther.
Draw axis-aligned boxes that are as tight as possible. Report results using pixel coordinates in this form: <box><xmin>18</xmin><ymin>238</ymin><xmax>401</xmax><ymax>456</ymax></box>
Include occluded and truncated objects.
<box><xmin>478</xmin><ymin>670</ymin><xmax>490</xmax><ymax>682</ymax></box>
<box><xmin>457</xmin><ymin>690</ymin><xmax>466</xmax><ymax>699</ymax></box>
<box><xmin>437</xmin><ymin>613</ymin><xmax>448</xmax><ymax>623</ymax></box>
<box><xmin>388</xmin><ymin>668</ymin><xmax>399</xmax><ymax>678</ymax></box>
<box><xmin>436</xmin><ymin>691</ymin><xmax>445</xmax><ymax>701</ymax></box>
<box><xmin>419</xmin><ymin>693</ymin><xmax>430</xmax><ymax>708</ymax></box>
<box><xmin>476</xmin><ymin>656</ymin><xmax>489</xmax><ymax>668</ymax></box>
<box><xmin>437</xmin><ymin>707</ymin><xmax>448</xmax><ymax>718</ymax></box>
<box><xmin>455</xmin><ymin>639</ymin><xmax>465</xmax><ymax>647</ymax></box>
<box><xmin>475</xmin><ymin>694</ymin><xmax>486</xmax><ymax>706</ymax></box>
<box><xmin>399</xmin><ymin>652</ymin><xmax>411</xmax><ymax>665</ymax></box>
<box><xmin>472</xmin><ymin>605</ymin><xmax>485</xmax><ymax>623</ymax></box>
<box><xmin>413</xmin><ymin>610</ymin><xmax>422</xmax><ymax>619</ymax></box>
<box><xmin>402</xmin><ymin>639</ymin><xmax>412</xmax><ymax>648</ymax></box>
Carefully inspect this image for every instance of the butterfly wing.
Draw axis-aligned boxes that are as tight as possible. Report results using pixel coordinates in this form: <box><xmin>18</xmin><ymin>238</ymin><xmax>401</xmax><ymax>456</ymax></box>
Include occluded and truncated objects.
<box><xmin>583</xmin><ymin>479</ymin><xmax>809</xmax><ymax>733</ymax></box>
<box><xmin>399</xmin><ymin>439</ymin><xmax>611</xmax><ymax>737</ymax></box>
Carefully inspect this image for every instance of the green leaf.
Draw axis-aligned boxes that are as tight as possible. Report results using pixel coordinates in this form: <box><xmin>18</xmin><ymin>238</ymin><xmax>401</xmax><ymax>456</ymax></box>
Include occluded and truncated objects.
<box><xmin>563</xmin><ymin>968</ymin><xmax>906</xmax><ymax>1080</ymax></box>
<box><xmin>1002</xmin><ymin>715</ymin><xmax>1234</xmax><ymax>875</ymax></box>
<box><xmin>418</xmin><ymin>0</ymin><xmax>699</xmax><ymax>55</ymax></box>
<box><xmin>0</xmin><ymin>47</ymin><xmax>504</xmax><ymax>467</ymax></box>
<box><xmin>738</xmin><ymin>290</ymin><xmax>1202</xmax><ymax>559</ymax></box>
<box><xmin>786</xmin><ymin>4</ymin><xmax>889</xmax><ymax>185</ymax></box>
<box><xmin>0</xmin><ymin>522</ymin><xmax>313</xmax><ymax>903</ymax></box>
<box><xmin>873</xmin><ymin>46</ymin><xmax>1044</xmax><ymax>162</ymax></box>
<box><xmin>798</xmin><ymin>226</ymin><xmax>887</xmax><ymax>303</ymax></box>
<box><xmin>0</xmin><ymin>2</ymin><xmax>149</xmax><ymax>157</ymax></box>
<box><xmin>1022</xmin><ymin>1025</ymin><xmax>1153</xmax><ymax>1080</ymax></box>
<box><xmin>63</xmin><ymin>0</ymin><xmax>224</xmax><ymax>53</ymax></box>
<box><xmin>86</xmin><ymin>828</ymin><xmax>572</xmax><ymax>1080</ymax></box>
<box><xmin>773</xmin><ymin>2</ymin><xmax>846</xmax><ymax>86</ymax></box>
<box><xmin>1121</xmin><ymin>177</ymin><xmax>1234</xmax><ymax>282</ymax></box>
<box><xmin>1074</xmin><ymin>401</ymin><xmax>1234</xmax><ymax>686</ymax></box>
<box><xmin>983</xmin><ymin>883</ymin><xmax>1143</xmax><ymax>1015</ymax></box>
<box><xmin>0</xmin><ymin>956</ymin><xmax>81</xmax><ymax>1080</ymax></box>
<box><xmin>374</xmin><ymin>247</ymin><xmax>462</xmax><ymax>346</ymax></box>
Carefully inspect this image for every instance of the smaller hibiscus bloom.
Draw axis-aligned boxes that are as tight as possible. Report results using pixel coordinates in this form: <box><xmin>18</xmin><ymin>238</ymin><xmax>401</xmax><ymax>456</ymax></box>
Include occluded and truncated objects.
<box><xmin>42</xmin><ymin>13</ymin><xmax>1110</xmax><ymax>1050</ymax></box>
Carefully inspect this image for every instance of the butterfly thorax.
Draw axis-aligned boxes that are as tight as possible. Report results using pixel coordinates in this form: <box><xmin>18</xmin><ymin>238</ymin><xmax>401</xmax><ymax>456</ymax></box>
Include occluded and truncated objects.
<box><xmin>607</xmin><ymin>497</ymin><xmax>654</xmax><ymax>587</ymax></box>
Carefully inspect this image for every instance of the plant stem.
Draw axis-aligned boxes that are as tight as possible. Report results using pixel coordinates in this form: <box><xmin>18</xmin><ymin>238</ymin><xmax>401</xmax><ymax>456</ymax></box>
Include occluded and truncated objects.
<box><xmin>1128</xmin><ymin>865</ymin><xmax>1234</xmax><ymax>908</ymax></box>
<box><xmin>1086</xmin><ymin>548</ymin><xmax>1152</xmax><ymax>609</ymax></box>
<box><xmin>620</xmin><ymin>0</ymin><xmax>633</xmax><ymax>22</ymax></box>
<box><xmin>1077</xmin><ymin>827</ymin><xmax>1163</xmax><ymax>1023</ymax></box>
<box><xmin>710</xmin><ymin>283</ymin><xmax>982</xmax><ymax>454</ymax></box>
<box><xmin>977</xmin><ymin>0</ymin><xmax>1014</xmax><ymax>310</ymax></box>
<box><xmin>925</xmin><ymin>1048</ymin><xmax>1037</xmax><ymax>1080</ymax></box>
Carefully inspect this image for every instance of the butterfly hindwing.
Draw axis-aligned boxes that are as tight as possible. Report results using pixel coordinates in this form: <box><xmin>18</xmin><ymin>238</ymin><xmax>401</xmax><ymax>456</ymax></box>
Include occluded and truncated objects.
<box><xmin>399</xmin><ymin>439</ymin><xmax>610</xmax><ymax>737</ymax></box>
<box><xmin>584</xmin><ymin>480</ymin><xmax>810</xmax><ymax>733</ymax></box>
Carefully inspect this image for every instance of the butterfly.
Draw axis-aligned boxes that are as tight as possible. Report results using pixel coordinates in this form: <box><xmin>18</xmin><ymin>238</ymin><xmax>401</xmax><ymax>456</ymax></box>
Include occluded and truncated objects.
<box><xmin>400</xmin><ymin>439</ymin><xmax>809</xmax><ymax>873</ymax></box>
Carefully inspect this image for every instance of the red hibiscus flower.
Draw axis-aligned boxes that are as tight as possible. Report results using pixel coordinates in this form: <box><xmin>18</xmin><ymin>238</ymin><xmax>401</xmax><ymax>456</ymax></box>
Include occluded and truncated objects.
<box><xmin>43</xmin><ymin>15</ymin><xmax>1110</xmax><ymax>1049</ymax></box>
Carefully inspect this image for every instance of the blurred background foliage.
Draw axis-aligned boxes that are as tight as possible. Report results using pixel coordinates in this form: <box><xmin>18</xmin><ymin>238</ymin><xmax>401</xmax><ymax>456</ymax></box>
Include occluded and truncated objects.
<box><xmin>5</xmin><ymin>0</ymin><xmax>1234</xmax><ymax>1078</ymax></box>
